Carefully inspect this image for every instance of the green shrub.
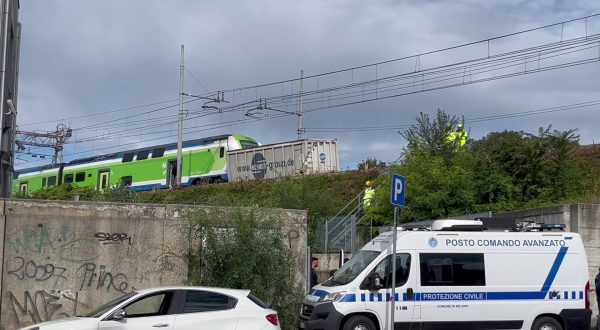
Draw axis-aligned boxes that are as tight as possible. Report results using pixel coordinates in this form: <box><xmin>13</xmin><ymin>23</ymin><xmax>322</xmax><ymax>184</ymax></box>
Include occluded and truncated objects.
<box><xmin>184</xmin><ymin>208</ymin><xmax>304</xmax><ymax>330</ymax></box>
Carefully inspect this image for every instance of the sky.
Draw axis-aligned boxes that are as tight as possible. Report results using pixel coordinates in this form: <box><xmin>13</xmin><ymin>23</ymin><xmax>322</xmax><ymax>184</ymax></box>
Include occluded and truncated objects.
<box><xmin>15</xmin><ymin>0</ymin><xmax>600</xmax><ymax>170</ymax></box>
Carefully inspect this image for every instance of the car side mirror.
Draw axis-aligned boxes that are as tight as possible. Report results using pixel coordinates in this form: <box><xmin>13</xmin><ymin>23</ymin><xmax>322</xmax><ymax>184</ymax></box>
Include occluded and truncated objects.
<box><xmin>112</xmin><ymin>309</ymin><xmax>127</xmax><ymax>321</ymax></box>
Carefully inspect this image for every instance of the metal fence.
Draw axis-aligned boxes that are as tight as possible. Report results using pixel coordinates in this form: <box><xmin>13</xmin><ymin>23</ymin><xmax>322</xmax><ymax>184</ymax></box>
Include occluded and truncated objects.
<box><xmin>313</xmin><ymin>214</ymin><xmax>358</xmax><ymax>253</ymax></box>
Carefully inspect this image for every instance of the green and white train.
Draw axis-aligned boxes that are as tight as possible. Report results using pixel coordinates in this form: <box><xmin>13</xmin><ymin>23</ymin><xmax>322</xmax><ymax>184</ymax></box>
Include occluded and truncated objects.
<box><xmin>13</xmin><ymin>134</ymin><xmax>259</xmax><ymax>195</ymax></box>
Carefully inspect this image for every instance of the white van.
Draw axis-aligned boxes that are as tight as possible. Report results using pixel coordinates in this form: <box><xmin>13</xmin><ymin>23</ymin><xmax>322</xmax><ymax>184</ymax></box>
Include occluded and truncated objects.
<box><xmin>299</xmin><ymin>220</ymin><xmax>592</xmax><ymax>330</ymax></box>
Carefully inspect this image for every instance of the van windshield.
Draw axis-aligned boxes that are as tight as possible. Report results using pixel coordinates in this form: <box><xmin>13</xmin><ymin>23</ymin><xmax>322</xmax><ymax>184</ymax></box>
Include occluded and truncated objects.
<box><xmin>321</xmin><ymin>250</ymin><xmax>380</xmax><ymax>286</ymax></box>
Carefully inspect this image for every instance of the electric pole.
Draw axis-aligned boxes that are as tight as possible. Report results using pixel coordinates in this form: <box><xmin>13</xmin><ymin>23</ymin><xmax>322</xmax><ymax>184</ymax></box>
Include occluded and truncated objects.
<box><xmin>176</xmin><ymin>45</ymin><xmax>184</xmax><ymax>188</ymax></box>
<box><xmin>297</xmin><ymin>69</ymin><xmax>304</xmax><ymax>140</ymax></box>
<box><xmin>15</xmin><ymin>123</ymin><xmax>73</xmax><ymax>165</ymax></box>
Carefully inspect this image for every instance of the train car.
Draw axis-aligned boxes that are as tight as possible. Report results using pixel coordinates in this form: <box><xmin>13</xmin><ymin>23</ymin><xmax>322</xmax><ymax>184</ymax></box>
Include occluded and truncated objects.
<box><xmin>13</xmin><ymin>134</ymin><xmax>259</xmax><ymax>195</ymax></box>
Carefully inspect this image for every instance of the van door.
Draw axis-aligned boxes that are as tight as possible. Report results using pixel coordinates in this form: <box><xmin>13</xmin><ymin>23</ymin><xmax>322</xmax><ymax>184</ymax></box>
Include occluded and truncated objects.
<box><xmin>417</xmin><ymin>253</ymin><xmax>488</xmax><ymax>328</ymax></box>
<box><xmin>98</xmin><ymin>170</ymin><xmax>110</xmax><ymax>191</ymax></box>
<box><xmin>364</xmin><ymin>252</ymin><xmax>416</xmax><ymax>330</ymax></box>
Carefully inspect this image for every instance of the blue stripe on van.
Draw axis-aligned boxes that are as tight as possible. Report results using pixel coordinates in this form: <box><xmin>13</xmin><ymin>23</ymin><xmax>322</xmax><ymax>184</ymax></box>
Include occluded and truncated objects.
<box><xmin>540</xmin><ymin>246</ymin><xmax>568</xmax><ymax>293</ymax></box>
<box><xmin>340</xmin><ymin>294</ymin><xmax>356</xmax><ymax>302</ymax></box>
<box><xmin>351</xmin><ymin>290</ymin><xmax>582</xmax><ymax>303</ymax></box>
<box><xmin>309</xmin><ymin>289</ymin><xmax>328</xmax><ymax>298</ymax></box>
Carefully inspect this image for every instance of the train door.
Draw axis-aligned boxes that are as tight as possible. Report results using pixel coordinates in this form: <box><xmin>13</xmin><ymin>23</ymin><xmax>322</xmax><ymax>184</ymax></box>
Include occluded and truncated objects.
<box><xmin>98</xmin><ymin>170</ymin><xmax>110</xmax><ymax>191</ymax></box>
<box><xmin>19</xmin><ymin>181</ymin><xmax>28</xmax><ymax>195</ymax></box>
<box><xmin>167</xmin><ymin>159</ymin><xmax>177</xmax><ymax>188</ymax></box>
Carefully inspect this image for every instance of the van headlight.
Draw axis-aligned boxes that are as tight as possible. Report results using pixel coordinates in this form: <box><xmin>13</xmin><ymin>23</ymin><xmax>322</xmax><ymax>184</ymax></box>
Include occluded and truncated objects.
<box><xmin>319</xmin><ymin>291</ymin><xmax>346</xmax><ymax>302</ymax></box>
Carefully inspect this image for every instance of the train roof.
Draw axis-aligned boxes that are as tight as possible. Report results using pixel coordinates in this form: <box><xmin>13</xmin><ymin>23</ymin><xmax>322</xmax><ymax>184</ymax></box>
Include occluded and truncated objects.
<box><xmin>16</xmin><ymin>134</ymin><xmax>256</xmax><ymax>175</ymax></box>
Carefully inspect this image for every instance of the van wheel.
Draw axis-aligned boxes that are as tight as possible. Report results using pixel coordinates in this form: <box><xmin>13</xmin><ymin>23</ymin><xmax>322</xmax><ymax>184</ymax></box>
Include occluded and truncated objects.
<box><xmin>343</xmin><ymin>315</ymin><xmax>376</xmax><ymax>330</ymax></box>
<box><xmin>531</xmin><ymin>316</ymin><xmax>562</xmax><ymax>330</ymax></box>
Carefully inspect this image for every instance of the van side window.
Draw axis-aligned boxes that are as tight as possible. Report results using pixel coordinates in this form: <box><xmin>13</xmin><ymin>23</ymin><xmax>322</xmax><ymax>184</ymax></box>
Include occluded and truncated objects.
<box><xmin>372</xmin><ymin>253</ymin><xmax>411</xmax><ymax>288</ymax></box>
<box><xmin>420</xmin><ymin>253</ymin><xmax>485</xmax><ymax>286</ymax></box>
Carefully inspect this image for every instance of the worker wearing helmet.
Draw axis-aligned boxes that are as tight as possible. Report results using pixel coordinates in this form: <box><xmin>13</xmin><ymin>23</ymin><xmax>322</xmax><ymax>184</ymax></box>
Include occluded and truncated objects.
<box><xmin>446</xmin><ymin>123</ymin><xmax>468</xmax><ymax>148</ymax></box>
<box><xmin>363</xmin><ymin>181</ymin><xmax>375</xmax><ymax>209</ymax></box>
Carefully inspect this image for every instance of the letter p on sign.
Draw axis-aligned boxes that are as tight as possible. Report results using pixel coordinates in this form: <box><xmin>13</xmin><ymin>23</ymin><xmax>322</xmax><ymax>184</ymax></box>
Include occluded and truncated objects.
<box><xmin>391</xmin><ymin>174</ymin><xmax>405</xmax><ymax>207</ymax></box>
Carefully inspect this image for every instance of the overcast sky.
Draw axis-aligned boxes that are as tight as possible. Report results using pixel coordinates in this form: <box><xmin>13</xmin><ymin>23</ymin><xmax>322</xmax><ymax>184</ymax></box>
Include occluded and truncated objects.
<box><xmin>16</xmin><ymin>0</ymin><xmax>600</xmax><ymax>170</ymax></box>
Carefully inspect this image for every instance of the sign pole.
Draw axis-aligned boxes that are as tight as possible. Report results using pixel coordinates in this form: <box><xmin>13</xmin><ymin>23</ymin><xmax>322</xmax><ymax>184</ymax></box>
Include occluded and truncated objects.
<box><xmin>391</xmin><ymin>205</ymin><xmax>398</xmax><ymax>330</ymax></box>
<box><xmin>389</xmin><ymin>173</ymin><xmax>405</xmax><ymax>330</ymax></box>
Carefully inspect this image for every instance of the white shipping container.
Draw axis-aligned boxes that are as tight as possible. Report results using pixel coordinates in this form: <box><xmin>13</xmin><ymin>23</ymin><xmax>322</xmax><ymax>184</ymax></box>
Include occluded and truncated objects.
<box><xmin>227</xmin><ymin>139</ymin><xmax>339</xmax><ymax>181</ymax></box>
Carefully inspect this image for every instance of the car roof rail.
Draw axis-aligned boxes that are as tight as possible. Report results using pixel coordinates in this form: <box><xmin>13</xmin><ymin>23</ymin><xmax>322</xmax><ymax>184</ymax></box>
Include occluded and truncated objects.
<box><xmin>510</xmin><ymin>221</ymin><xmax>566</xmax><ymax>232</ymax></box>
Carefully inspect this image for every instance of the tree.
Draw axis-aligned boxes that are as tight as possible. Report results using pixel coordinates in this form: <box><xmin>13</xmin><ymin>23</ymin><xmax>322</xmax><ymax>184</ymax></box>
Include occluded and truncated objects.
<box><xmin>357</xmin><ymin>157</ymin><xmax>387</xmax><ymax>170</ymax></box>
<box><xmin>399</xmin><ymin>109</ymin><xmax>459</xmax><ymax>158</ymax></box>
<box><xmin>184</xmin><ymin>208</ymin><xmax>304</xmax><ymax>330</ymax></box>
<box><xmin>365</xmin><ymin>152</ymin><xmax>476</xmax><ymax>224</ymax></box>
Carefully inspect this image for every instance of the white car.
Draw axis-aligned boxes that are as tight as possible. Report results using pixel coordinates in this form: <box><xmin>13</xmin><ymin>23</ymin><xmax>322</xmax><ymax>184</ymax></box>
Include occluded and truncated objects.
<box><xmin>19</xmin><ymin>286</ymin><xmax>281</xmax><ymax>330</ymax></box>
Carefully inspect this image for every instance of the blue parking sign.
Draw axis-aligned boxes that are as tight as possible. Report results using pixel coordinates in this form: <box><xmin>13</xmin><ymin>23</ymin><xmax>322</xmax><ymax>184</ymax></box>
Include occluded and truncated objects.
<box><xmin>391</xmin><ymin>174</ymin><xmax>405</xmax><ymax>207</ymax></box>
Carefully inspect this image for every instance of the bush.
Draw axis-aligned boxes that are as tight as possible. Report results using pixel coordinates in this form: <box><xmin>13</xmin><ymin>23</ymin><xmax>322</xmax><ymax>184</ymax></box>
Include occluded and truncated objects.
<box><xmin>184</xmin><ymin>207</ymin><xmax>304</xmax><ymax>330</ymax></box>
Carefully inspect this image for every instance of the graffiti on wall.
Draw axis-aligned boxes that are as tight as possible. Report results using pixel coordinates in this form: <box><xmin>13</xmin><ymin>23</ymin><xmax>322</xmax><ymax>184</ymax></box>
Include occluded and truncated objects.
<box><xmin>94</xmin><ymin>232</ymin><xmax>133</xmax><ymax>245</ymax></box>
<box><xmin>3</xmin><ymin>224</ymin><xmax>152</xmax><ymax>328</ymax></box>
<box><xmin>8</xmin><ymin>290</ymin><xmax>88</xmax><ymax>324</ymax></box>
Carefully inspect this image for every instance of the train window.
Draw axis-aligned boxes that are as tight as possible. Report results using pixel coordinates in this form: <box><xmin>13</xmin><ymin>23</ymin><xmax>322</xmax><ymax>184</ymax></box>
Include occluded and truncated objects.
<box><xmin>64</xmin><ymin>174</ymin><xmax>74</xmax><ymax>183</ymax></box>
<box><xmin>122</xmin><ymin>153</ymin><xmax>135</xmax><ymax>163</ymax></box>
<box><xmin>75</xmin><ymin>172</ymin><xmax>86</xmax><ymax>182</ymax></box>
<box><xmin>121</xmin><ymin>176</ymin><xmax>133</xmax><ymax>187</ymax></box>
<box><xmin>42</xmin><ymin>178</ymin><xmax>47</xmax><ymax>187</ymax></box>
<box><xmin>240</xmin><ymin>140</ymin><xmax>258</xmax><ymax>149</ymax></box>
<box><xmin>152</xmin><ymin>148</ymin><xmax>165</xmax><ymax>158</ymax></box>
<box><xmin>137</xmin><ymin>150</ymin><xmax>150</xmax><ymax>161</ymax></box>
<box><xmin>219</xmin><ymin>147</ymin><xmax>225</xmax><ymax>158</ymax></box>
<box><xmin>48</xmin><ymin>176</ymin><xmax>56</xmax><ymax>186</ymax></box>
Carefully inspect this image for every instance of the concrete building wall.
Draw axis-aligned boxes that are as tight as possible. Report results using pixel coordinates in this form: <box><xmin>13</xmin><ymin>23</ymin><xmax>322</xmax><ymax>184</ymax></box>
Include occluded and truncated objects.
<box><xmin>0</xmin><ymin>200</ymin><xmax>307</xmax><ymax>330</ymax></box>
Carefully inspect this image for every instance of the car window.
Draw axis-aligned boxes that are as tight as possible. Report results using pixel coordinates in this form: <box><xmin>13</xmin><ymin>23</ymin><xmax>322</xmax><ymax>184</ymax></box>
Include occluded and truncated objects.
<box><xmin>124</xmin><ymin>292</ymin><xmax>174</xmax><ymax>318</ymax></box>
<box><xmin>87</xmin><ymin>292</ymin><xmax>137</xmax><ymax>318</ymax></box>
<box><xmin>247</xmin><ymin>293</ymin><xmax>269</xmax><ymax>309</ymax></box>
<box><xmin>183</xmin><ymin>291</ymin><xmax>237</xmax><ymax>313</ymax></box>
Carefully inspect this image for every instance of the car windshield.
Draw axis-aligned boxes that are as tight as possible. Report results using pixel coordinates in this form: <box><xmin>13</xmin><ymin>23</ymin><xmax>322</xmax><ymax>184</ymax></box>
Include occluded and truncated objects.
<box><xmin>321</xmin><ymin>250</ymin><xmax>380</xmax><ymax>286</ymax></box>
<box><xmin>85</xmin><ymin>292</ymin><xmax>137</xmax><ymax>318</ymax></box>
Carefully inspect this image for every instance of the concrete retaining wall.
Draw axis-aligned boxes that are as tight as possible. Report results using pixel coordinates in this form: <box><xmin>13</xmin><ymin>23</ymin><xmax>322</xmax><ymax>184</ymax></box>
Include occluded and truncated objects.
<box><xmin>0</xmin><ymin>200</ymin><xmax>307</xmax><ymax>330</ymax></box>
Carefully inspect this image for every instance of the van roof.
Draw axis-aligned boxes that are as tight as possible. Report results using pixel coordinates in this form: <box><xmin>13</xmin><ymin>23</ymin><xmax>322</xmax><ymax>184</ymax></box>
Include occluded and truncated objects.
<box><xmin>362</xmin><ymin>222</ymin><xmax>582</xmax><ymax>253</ymax></box>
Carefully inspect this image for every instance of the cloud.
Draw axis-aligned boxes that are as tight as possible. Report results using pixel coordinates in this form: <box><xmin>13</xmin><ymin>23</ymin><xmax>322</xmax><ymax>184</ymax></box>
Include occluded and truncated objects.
<box><xmin>15</xmin><ymin>0</ymin><xmax>600</xmax><ymax>169</ymax></box>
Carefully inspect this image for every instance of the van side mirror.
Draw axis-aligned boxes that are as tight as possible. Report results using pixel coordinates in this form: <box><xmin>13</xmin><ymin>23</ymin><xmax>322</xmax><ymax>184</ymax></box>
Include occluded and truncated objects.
<box><xmin>112</xmin><ymin>309</ymin><xmax>127</xmax><ymax>321</ymax></box>
<box><xmin>365</xmin><ymin>272</ymin><xmax>383</xmax><ymax>291</ymax></box>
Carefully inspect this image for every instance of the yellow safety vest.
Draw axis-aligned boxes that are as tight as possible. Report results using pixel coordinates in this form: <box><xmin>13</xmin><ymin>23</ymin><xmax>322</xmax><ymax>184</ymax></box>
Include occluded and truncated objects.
<box><xmin>363</xmin><ymin>187</ymin><xmax>375</xmax><ymax>207</ymax></box>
